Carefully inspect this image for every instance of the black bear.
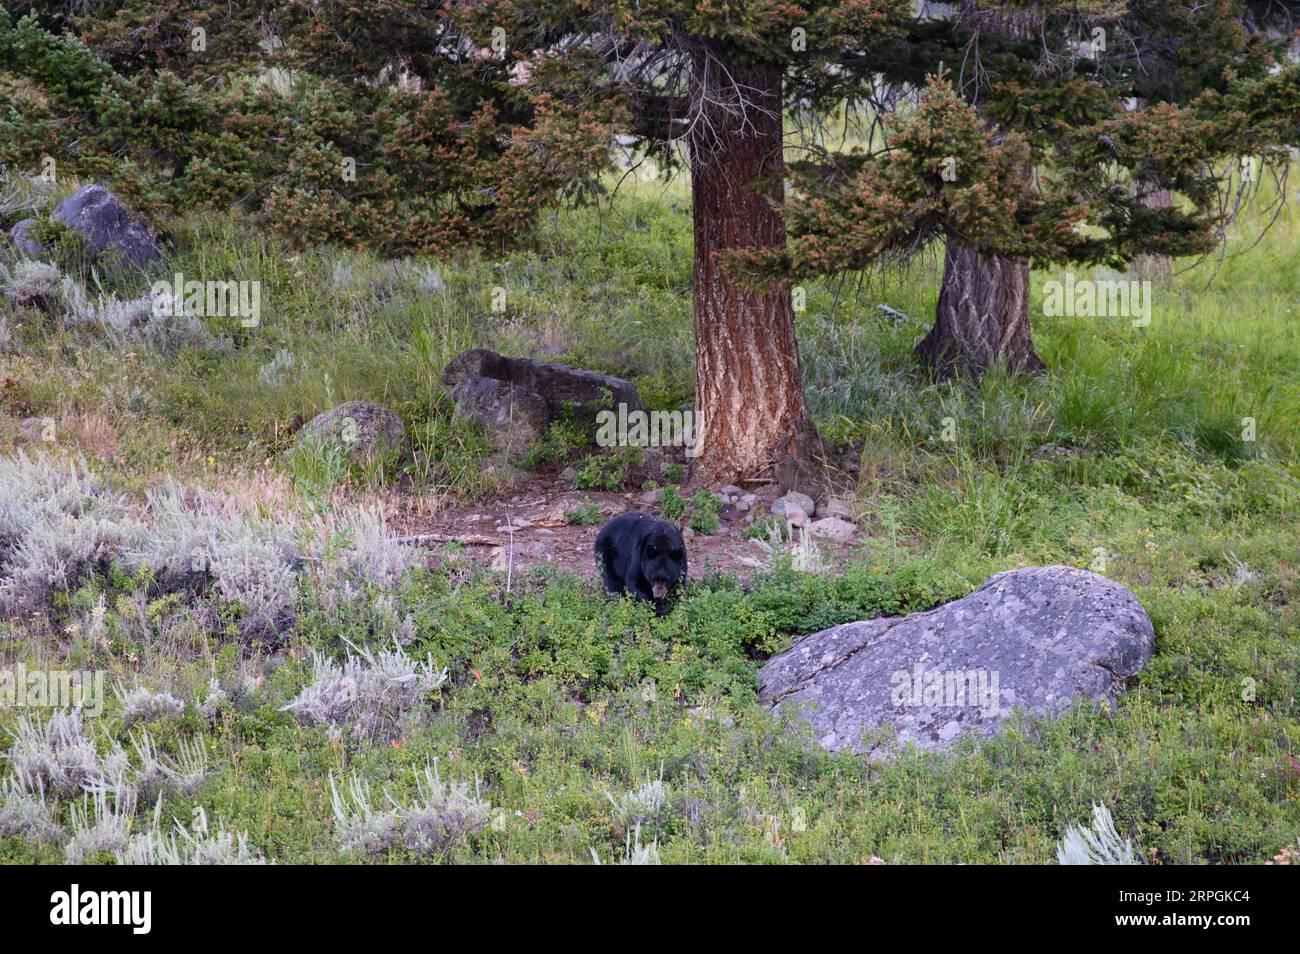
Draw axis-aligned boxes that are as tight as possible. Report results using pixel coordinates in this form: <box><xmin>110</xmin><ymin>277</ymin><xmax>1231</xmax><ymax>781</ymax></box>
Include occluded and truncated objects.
<box><xmin>594</xmin><ymin>512</ymin><xmax>687</xmax><ymax>616</ymax></box>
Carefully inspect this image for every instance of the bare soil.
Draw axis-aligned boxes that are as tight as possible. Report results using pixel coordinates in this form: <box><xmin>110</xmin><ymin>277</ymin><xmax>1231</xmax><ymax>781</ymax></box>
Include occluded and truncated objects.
<box><xmin>391</xmin><ymin>474</ymin><xmax>861</xmax><ymax>587</ymax></box>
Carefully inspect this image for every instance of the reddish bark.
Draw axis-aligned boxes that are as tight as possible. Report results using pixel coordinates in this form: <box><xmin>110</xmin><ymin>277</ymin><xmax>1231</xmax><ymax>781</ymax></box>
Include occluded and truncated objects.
<box><xmin>687</xmin><ymin>57</ymin><xmax>821</xmax><ymax>489</ymax></box>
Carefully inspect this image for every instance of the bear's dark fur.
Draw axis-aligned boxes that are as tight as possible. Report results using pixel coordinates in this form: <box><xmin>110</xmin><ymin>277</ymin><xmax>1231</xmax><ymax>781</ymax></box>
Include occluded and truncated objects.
<box><xmin>594</xmin><ymin>512</ymin><xmax>687</xmax><ymax>616</ymax></box>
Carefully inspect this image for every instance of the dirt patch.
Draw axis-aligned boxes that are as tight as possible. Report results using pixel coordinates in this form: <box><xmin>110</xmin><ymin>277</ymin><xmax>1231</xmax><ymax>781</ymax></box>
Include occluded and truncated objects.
<box><xmin>392</xmin><ymin>475</ymin><xmax>862</xmax><ymax>587</ymax></box>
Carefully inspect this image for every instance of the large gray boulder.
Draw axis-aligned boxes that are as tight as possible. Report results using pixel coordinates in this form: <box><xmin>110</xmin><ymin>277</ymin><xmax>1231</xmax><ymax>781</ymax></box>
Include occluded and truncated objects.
<box><xmin>296</xmin><ymin>401</ymin><xmax>407</xmax><ymax>463</ymax></box>
<box><xmin>50</xmin><ymin>185</ymin><xmax>162</xmax><ymax>269</ymax></box>
<box><xmin>758</xmin><ymin>566</ymin><xmax>1155</xmax><ymax>755</ymax></box>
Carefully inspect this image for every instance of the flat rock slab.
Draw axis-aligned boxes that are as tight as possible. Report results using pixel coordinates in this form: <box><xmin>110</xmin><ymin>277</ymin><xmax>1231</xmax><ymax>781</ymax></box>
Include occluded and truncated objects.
<box><xmin>442</xmin><ymin>348</ymin><xmax>642</xmax><ymax>463</ymax></box>
<box><xmin>442</xmin><ymin>348</ymin><xmax>641</xmax><ymax>426</ymax></box>
<box><xmin>758</xmin><ymin>566</ymin><xmax>1155</xmax><ymax>755</ymax></box>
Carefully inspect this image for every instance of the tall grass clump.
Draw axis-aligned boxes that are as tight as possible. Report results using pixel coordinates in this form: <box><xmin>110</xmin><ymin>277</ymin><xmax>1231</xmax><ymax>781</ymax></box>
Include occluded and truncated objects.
<box><xmin>116</xmin><ymin>815</ymin><xmax>268</xmax><ymax>865</ymax></box>
<box><xmin>1057</xmin><ymin>804</ymin><xmax>1143</xmax><ymax>866</ymax></box>
<box><xmin>280</xmin><ymin>642</ymin><xmax>447</xmax><ymax>742</ymax></box>
<box><xmin>330</xmin><ymin>763</ymin><xmax>490</xmax><ymax>859</ymax></box>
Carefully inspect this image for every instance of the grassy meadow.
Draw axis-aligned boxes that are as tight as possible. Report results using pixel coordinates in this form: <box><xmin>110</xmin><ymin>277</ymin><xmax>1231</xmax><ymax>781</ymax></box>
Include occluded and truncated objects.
<box><xmin>0</xmin><ymin>167</ymin><xmax>1296</xmax><ymax>864</ymax></box>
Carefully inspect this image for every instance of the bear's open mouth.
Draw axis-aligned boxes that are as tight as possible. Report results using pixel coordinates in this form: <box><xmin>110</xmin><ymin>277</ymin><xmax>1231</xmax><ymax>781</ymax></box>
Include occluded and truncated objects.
<box><xmin>652</xmin><ymin>581</ymin><xmax>669</xmax><ymax>599</ymax></box>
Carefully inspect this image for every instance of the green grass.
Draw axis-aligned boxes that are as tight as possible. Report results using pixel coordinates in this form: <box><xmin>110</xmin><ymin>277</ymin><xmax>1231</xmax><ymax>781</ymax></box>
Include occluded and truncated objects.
<box><xmin>2</xmin><ymin>540</ymin><xmax>1295</xmax><ymax>864</ymax></box>
<box><xmin>0</xmin><ymin>170</ymin><xmax>1297</xmax><ymax>864</ymax></box>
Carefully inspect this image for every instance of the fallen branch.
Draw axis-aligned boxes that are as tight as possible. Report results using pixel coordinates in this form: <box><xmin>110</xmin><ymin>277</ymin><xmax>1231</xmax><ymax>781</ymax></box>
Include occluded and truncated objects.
<box><xmin>395</xmin><ymin>533</ymin><xmax>502</xmax><ymax>547</ymax></box>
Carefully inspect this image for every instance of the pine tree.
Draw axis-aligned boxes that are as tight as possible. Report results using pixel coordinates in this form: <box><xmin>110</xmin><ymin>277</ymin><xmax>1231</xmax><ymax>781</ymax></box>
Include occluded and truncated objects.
<box><xmin>1</xmin><ymin>3</ymin><xmax>618</xmax><ymax>252</ymax></box>
<box><xmin>758</xmin><ymin>1</ymin><xmax>1299</xmax><ymax>377</ymax></box>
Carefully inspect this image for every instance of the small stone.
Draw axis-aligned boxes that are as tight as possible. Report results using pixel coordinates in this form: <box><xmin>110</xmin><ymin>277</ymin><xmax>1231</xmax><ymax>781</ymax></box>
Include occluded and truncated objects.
<box><xmin>773</xmin><ymin>490</ymin><xmax>815</xmax><ymax>519</ymax></box>
<box><xmin>809</xmin><ymin>516</ymin><xmax>855</xmax><ymax>542</ymax></box>
<box><xmin>1032</xmin><ymin>442</ymin><xmax>1084</xmax><ymax>461</ymax></box>
<box><xmin>639</xmin><ymin>489</ymin><xmax>661</xmax><ymax>506</ymax></box>
<box><xmin>785</xmin><ymin>509</ymin><xmax>808</xmax><ymax>529</ymax></box>
<box><xmin>688</xmin><ymin>705</ymin><xmax>735</xmax><ymax>727</ymax></box>
<box><xmin>721</xmin><ymin>485</ymin><xmax>744</xmax><ymax>496</ymax></box>
<box><xmin>814</xmin><ymin>497</ymin><xmax>854</xmax><ymax>520</ymax></box>
<box><xmin>560</xmin><ymin>466</ymin><xmax>578</xmax><ymax>481</ymax></box>
<box><xmin>8</xmin><ymin>219</ymin><xmax>46</xmax><ymax>258</ymax></box>
<box><xmin>682</xmin><ymin>527</ymin><xmax>695</xmax><ymax>540</ymax></box>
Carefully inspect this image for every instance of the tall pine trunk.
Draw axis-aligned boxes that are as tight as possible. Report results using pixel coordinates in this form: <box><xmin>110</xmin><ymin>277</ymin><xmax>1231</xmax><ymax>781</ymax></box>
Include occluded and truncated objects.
<box><xmin>1129</xmin><ymin>97</ymin><xmax>1175</xmax><ymax>285</ymax></box>
<box><xmin>687</xmin><ymin>56</ymin><xmax>820</xmax><ymax>489</ymax></box>
<box><xmin>916</xmin><ymin>145</ymin><xmax>1044</xmax><ymax>378</ymax></box>
<box><xmin>916</xmin><ymin>6</ymin><xmax>1045</xmax><ymax>379</ymax></box>
<box><xmin>1130</xmin><ymin>185</ymin><xmax>1174</xmax><ymax>284</ymax></box>
<box><xmin>916</xmin><ymin>239</ymin><xmax>1045</xmax><ymax>377</ymax></box>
